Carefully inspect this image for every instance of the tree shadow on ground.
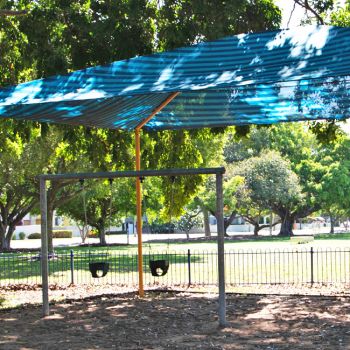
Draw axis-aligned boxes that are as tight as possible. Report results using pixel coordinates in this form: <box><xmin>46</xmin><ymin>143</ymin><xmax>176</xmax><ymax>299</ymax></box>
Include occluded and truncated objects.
<box><xmin>1</xmin><ymin>292</ymin><xmax>350</xmax><ymax>349</ymax></box>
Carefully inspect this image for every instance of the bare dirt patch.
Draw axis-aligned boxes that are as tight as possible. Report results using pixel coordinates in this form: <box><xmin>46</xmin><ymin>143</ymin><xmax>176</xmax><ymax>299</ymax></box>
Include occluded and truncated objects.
<box><xmin>1</xmin><ymin>290</ymin><xmax>350</xmax><ymax>349</ymax></box>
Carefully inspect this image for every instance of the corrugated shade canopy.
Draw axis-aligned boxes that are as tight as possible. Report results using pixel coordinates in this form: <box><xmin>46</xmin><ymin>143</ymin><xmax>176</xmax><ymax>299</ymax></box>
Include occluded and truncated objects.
<box><xmin>1</xmin><ymin>25</ymin><xmax>350</xmax><ymax>131</ymax></box>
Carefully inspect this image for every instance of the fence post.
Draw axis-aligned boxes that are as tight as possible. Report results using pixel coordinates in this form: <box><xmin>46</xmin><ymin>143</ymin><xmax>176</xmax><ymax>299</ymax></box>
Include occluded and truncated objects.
<box><xmin>310</xmin><ymin>247</ymin><xmax>314</xmax><ymax>285</ymax></box>
<box><xmin>187</xmin><ymin>249</ymin><xmax>191</xmax><ymax>286</ymax></box>
<box><xmin>70</xmin><ymin>250</ymin><xmax>74</xmax><ymax>285</ymax></box>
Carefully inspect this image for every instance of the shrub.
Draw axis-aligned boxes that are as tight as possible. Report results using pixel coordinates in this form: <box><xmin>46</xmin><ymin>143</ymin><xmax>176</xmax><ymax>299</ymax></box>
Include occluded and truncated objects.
<box><xmin>52</xmin><ymin>230</ymin><xmax>72</xmax><ymax>238</ymax></box>
<box><xmin>106</xmin><ymin>230</ymin><xmax>127</xmax><ymax>235</ymax></box>
<box><xmin>11</xmin><ymin>235</ymin><xmax>16</xmax><ymax>240</ymax></box>
<box><xmin>19</xmin><ymin>232</ymin><xmax>26</xmax><ymax>240</ymax></box>
<box><xmin>87</xmin><ymin>230</ymin><xmax>98</xmax><ymax>238</ymax></box>
<box><xmin>28</xmin><ymin>232</ymin><xmax>41</xmax><ymax>239</ymax></box>
<box><xmin>149</xmin><ymin>222</ymin><xmax>175</xmax><ymax>234</ymax></box>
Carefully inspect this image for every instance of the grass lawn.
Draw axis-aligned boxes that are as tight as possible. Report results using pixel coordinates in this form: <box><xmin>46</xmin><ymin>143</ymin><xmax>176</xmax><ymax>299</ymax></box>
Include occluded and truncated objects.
<box><xmin>43</xmin><ymin>232</ymin><xmax>350</xmax><ymax>253</ymax></box>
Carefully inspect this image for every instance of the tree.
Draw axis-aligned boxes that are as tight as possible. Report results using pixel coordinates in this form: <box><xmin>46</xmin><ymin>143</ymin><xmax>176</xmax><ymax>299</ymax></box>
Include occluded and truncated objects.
<box><xmin>0</xmin><ymin>0</ymin><xmax>283</xmax><ymax>249</ymax></box>
<box><xmin>157</xmin><ymin>0</ymin><xmax>281</xmax><ymax>49</ymax></box>
<box><xmin>0</xmin><ymin>0</ymin><xmax>27</xmax><ymax>17</ymax></box>
<box><xmin>330</xmin><ymin>1</ymin><xmax>350</xmax><ymax>26</ymax></box>
<box><xmin>232</xmin><ymin>174</ymin><xmax>280</xmax><ymax>236</ymax></box>
<box><xmin>315</xmin><ymin>136</ymin><xmax>350</xmax><ymax>233</ymax></box>
<box><xmin>233</xmin><ymin>151</ymin><xmax>308</xmax><ymax>236</ymax></box>
<box><xmin>224</xmin><ymin>124</ymin><xmax>334</xmax><ymax>236</ymax></box>
<box><xmin>192</xmin><ymin>196</ymin><xmax>212</xmax><ymax>237</ymax></box>
<box><xmin>193</xmin><ymin>176</ymin><xmax>243</xmax><ymax>236</ymax></box>
<box><xmin>38</xmin><ymin>126</ymin><xmax>92</xmax><ymax>251</ymax></box>
<box><xmin>59</xmin><ymin>179</ymin><xmax>135</xmax><ymax>245</ymax></box>
<box><xmin>176</xmin><ymin>210</ymin><xmax>202</xmax><ymax>240</ymax></box>
<box><xmin>0</xmin><ymin>123</ymin><xmax>46</xmax><ymax>250</ymax></box>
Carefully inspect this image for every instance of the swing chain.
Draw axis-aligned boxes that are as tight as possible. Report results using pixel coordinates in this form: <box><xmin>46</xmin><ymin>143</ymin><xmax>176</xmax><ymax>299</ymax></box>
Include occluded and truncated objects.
<box><xmin>169</xmin><ymin>176</ymin><xmax>175</xmax><ymax>223</ymax></box>
<box><xmin>108</xmin><ymin>178</ymin><xmax>113</xmax><ymax>236</ymax></box>
<box><xmin>79</xmin><ymin>179</ymin><xmax>89</xmax><ymax>237</ymax></box>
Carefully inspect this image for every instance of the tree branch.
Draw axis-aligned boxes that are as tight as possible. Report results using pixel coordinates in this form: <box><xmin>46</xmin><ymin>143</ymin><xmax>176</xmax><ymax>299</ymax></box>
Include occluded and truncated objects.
<box><xmin>293</xmin><ymin>0</ymin><xmax>325</xmax><ymax>24</ymax></box>
<box><xmin>0</xmin><ymin>9</ymin><xmax>27</xmax><ymax>16</ymax></box>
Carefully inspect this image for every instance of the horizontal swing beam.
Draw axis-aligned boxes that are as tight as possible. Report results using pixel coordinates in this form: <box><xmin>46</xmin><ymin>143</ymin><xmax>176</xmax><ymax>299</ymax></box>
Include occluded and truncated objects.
<box><xmin>39</xmin><ymin>167</ymin><xmax>225</xmax><ymax>181</ymax></box>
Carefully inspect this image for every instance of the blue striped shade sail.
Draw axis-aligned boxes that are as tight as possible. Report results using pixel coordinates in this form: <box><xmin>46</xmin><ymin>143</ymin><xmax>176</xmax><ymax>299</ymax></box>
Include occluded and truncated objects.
<box><xmin>0</xmin><ymin>25</ymin><xmax>350</xmax><ymax>130</ymax></box>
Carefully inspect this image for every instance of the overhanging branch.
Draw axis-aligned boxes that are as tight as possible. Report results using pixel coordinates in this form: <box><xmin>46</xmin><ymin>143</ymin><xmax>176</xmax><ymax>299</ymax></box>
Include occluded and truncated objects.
<box><xmin>0</xmin><ymin>9</ymin><xmax>27</xmax><ymax>16</ymax></box>
<box><xmin>293</xmin><ymin>0</ymin><xmax>325</xmax><ymax>24</ymax></box>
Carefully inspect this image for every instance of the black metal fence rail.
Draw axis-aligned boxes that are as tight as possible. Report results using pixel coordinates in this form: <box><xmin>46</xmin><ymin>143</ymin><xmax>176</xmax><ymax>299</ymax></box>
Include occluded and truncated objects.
<box><xmin>1</xmin><ymin>247</ymin><xmax>350</xmax><ymax>287</ymax></box>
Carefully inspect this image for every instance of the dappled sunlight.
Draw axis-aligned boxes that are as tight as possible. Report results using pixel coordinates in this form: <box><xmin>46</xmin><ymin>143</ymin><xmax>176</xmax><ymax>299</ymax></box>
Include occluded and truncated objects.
<box><xmin>1</xmin><ymin>25</ymin><xmax>350</xmax><ymax>130</ymax></box>
<box><xmin>266</xmin><ymin>26</ymin><xmax>330</xmax><ymax>59</ymax></box>
<box><xmin>2</xmin><ymin>292</ymin><xmax>350</xmax><ymax>349</ymax></box>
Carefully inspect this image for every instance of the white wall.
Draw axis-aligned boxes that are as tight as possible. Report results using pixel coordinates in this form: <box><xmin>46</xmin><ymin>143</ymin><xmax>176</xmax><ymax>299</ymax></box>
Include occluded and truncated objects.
<box><xmin>13</xmin><ymin>225</ymin><xmax>81</xmax><ymax>239</ymax></box>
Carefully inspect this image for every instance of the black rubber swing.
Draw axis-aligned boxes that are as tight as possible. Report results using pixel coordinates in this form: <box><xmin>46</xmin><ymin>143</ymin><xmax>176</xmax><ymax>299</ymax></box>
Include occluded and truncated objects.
<box><xmin>89</xmin><ymin>262</ymin><xmax>110</xmax><ymax>278</ymax></box>
<box><xmin>149</xmin><ymin>259</ymin><xmax>169</xmax><ymax>277</ymax></box>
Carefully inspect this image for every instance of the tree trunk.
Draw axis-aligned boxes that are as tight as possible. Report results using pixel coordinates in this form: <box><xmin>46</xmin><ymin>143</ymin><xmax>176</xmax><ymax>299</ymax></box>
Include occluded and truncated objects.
<box><xmin>47</xmin><ymin>206</ymin><xmax>54</xmax><ymax>253</ymax></box>
<box><xmin>253</xmin><ymin>224</ymin><xmax>259</xmax><ymax>236</ymax></box>
<box><xmin>2</xmin><ymin>237</ymin><xmax>10</xmax><ymax>251</ymax></box>
<box><xmin>279</xmin><ymin>216</ymin><xmax>294</xmax><ymax>237</ymax></box>
<box><xmin>223</xmin><ymin>211</ymin><xmax>237</xmax><ymax>237</ymax></box>
<box><xmin>0</xmin><ymin>211</ymin><xmax>9</xmax><ymax>251</ymax></box>
<box><xmin>0</xmin><ymin>226</ymin><xmax>7</xmax><ymax>251</ymax></box>
<box><xmin>0</xmin><ymin>227</ymin><xmax>10</xmax><ymax>251</ymax></box>
<box><xmin>81</xmin><ymin>226</ymin><xmax>87</xmax><ymax>243</ymax></box>
<box><xmin>99</xmin><ymin>226</ymin><xmax>107</xmax><ymax>245</ymax></box>
<box><xmin>224</xmin><ymin>220</ymin><xmax>229</xmax><ymax>237</ymax></box>
<box><xmin>4</xmin><ymin>227</ymin><xmax>14</xmax><ymax>250</ymax></box>
<box><xmin>203</xmin><ymin>207</ymin><xmax>211</xmax><ymax>237</ymax></box>
<box><xmin>329</xmin><ymin>215</ymin><xmax>335</xmax><ymax>234</ymax></box>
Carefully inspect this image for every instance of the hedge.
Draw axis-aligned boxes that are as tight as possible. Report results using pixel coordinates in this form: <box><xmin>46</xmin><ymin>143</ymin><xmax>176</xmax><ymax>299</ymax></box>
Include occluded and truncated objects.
<box><xmin>28</xmin><ymin>230</ymin><xmax>72</xmax><ymax>239</ymax></box>
<box><xmin>28</xmin><ymin>233</ymin><xmax>41</xmax><ymax>239</ymax></box>
<box><xmin>53</xmin><ymin>230</ymin><xmax>72</xmax><ymax>238</ymax></box>
<box><xmin>106</xmin><ymin>230</ymin><xmax>127</xmax><ymax>235</ymax></box>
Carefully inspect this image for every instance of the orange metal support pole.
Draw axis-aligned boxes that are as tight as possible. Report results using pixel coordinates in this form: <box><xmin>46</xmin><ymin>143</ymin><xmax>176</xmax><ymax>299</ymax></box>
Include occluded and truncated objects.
<box><xmin>135</xmin><ymin>128</ymin><xmax>144</xmax><ymax>297</ymax></box>
<box><xmin>134</xmin><ymin>92</ymin><xmax>180</xmax><ymax>297</ymax></box>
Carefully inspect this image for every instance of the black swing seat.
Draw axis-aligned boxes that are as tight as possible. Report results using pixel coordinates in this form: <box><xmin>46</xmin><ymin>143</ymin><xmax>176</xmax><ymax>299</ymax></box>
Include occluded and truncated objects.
<box><xmin>89</xmin><ymin>262</ymin><xmax>109</xmax><ymax>278</ymax></box>
<box><xmin>149</xmin><ymin>259</ymin><xmax>169</xmax><ymax>277</ymax></box>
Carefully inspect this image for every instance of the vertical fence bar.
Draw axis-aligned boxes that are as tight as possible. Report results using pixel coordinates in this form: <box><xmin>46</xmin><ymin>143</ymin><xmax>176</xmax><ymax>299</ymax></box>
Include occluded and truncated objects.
<box><xmin>187</xmin><ymin>249</ymin><xmax>191</xmax><ymax>287</ymax></box>
<box><xmin>70</xmin><ymin>250</ymin><xmax>74</xmax><ymax>285</ymax></box>
<box><xmin>310</xmin><ymin>247</ymin><xmax>314</xmax><ymax>286</ymax></box>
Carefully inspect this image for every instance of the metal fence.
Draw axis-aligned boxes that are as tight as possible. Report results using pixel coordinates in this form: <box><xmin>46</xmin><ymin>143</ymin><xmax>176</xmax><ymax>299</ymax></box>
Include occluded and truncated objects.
<box><xmin>1</xmin><ymin>247</ymin><xmax>350</xmax><ymax>287</ymax></box>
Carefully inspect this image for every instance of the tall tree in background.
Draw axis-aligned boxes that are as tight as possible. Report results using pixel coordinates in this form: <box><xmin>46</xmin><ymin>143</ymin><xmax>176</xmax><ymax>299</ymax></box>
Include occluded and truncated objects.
<box><xmin>234</xmin><ymin>151</ymin><xmax>305</xmax><ymax>236</ymax></box>
<box><xmin>192</xmin><ymin>176</ymin><xmax>243</xmax><ymax>236</ymax></box>
<box><xmin>317</xmin><ymin>136</ymin><xmax>350</xmax><ymax>233</ymax></box>
<box><xmin>224</xmin><ymin>124</ymin><xmax>323</xmax><ymax>236</ymax></box>
<box><xmin>0</xmin><ymin>0</ymin><xmax>282</xmax><ymax>250</ymax></box>
<box><xmin>0</xmin><ymin>124</ymin><xmax>46</xmax><ymax>250</ymax></box>
<box><xmin>231</xmin><ymin>173</ymin><xmax>280</xmax><ymax>236</ymax></box>
<box><xmin>157</xmin><ymin>0</ymin><xmax>281</xmax><ymax>49</ymax></box>
<box><xmin>59</xmin><ymin>179</ymin><xmax>135</xmax><ymax>245</ymax></box>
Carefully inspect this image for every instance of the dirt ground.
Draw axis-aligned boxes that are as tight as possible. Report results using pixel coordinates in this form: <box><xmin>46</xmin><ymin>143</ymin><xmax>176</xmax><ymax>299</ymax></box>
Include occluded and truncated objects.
<box><xmin>1</xmin><ymin>289</ymin><xmax>350</xmax><ymax>350</ymax></box>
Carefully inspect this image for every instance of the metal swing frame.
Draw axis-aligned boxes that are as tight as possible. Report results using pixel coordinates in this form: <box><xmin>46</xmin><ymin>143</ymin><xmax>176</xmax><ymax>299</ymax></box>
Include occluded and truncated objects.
<box><xmin>39</xmin><ymin>167</ymin><xmax>226</xmax><ymax>326</ymax></box>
